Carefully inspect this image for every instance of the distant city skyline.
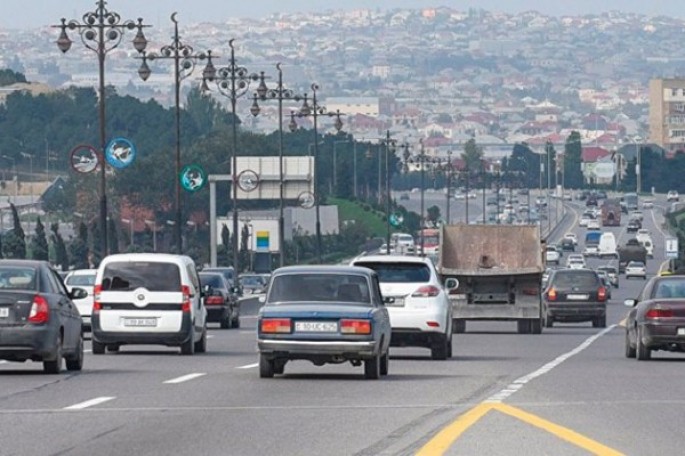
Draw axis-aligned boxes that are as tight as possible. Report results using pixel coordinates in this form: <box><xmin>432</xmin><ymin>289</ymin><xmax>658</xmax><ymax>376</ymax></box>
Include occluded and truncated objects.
<box><xmin>0</xmin><ymin>0</ymin><xmax>683</xmax><ymax>30</ymax></box>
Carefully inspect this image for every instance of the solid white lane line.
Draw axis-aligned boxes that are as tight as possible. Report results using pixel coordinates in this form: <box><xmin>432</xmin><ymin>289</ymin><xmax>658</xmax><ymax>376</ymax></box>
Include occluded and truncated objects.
<box><xmin>651</xmin><ymin>205</ymin><xmax>667</xmax><ymax>239</ymax></box>
<box><xmin>485</xmin><ymin>325</ymin><xmax>616</xmax><ymax>403</ymax></box>
<box><xmin>163</xmin><ymin>373</ymin><xmax>206</xmax><ymax>384</ymax></box>
<box><xmin>236</xmin><ymin>363</ymin><xmax>259</xmax><ymax>369</ymax></box>
<box><xmin>64</xmin><ymin>397</ymin><xmax>115</xmax><ymax>410</ymax></box>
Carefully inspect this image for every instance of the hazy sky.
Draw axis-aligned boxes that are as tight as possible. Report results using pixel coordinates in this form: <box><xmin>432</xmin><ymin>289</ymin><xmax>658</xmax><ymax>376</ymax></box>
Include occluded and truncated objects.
<box><xmin>1</xmin><ymin>0</ymin><xmax>683</xmax><ymax>29</ymax></box>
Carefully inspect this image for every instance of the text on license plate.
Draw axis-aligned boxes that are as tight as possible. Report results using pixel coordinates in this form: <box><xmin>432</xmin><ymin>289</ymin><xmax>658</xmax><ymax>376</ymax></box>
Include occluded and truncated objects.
<box><xmin>295</xmin><ymin>321</ymin><xmax>337</xmax><ymax>332</ymax></box>
<box><xmin>567</xmin><ymin>294</ymin><xmax>589</xmax><ymax>300</ymax></box>
<box><xmin>0</xmin><ymin>307</ymin><xmax>8</xmax><ymax>318</ymax></box>
<box><xmin>123</xmin><ymin>318</ymin><xmax>157</xmax><ymax>327</ymax></box>
<box><xmin>678</xmin><ymin>328</ymin><xmax>685</xmax><ymax>336</ymax></box>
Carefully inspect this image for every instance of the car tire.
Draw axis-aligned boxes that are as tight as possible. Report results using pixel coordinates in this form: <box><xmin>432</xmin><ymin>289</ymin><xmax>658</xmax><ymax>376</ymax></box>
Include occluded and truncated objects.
<box><xmin>232</xmin><ymin>312</ymin><xmax>240</xmax><ymax>329</ymax></box>
<box><xmin>195</xmin><ymin>326</ymin><xmax>207</xmax><ymax>353</ymax></box>
<box><xmin>92</xmin><ymin>339</ymin><xmax>105</xmax><ymax>355</ymax></box>
<box><xmin>530</xmin><ymin>318</ymin><xmax>542</xmax><ymax>334</ymax></box>
<box><xmin>592</xmin><ymin>315</ymin><xmax>607</xmax><ymax>328</ymax></box>
<box><xmin>106</xmin><ymin>344</ymin><xmax>120</xmax><ymax>353</ymax></box>
<box><xmin>66</xmin><ymin>333</ymin><xmax>84</xmax><ymax>372</ymax></box>
<box><xmin>431</xmin><ymin>335</ymin><xmax>449</xmax><ymax>360</ymax></box>
<box><xmin>220</xmin><ymin>315</ymin><xmax>231</xmax><ymax>329</ymax></box>
<box><xmin>364</xmin><ymin>355</ymin><xmax>381</xmax><ymax>379</ymax></box>
<box><xmin>453</xmin><ymin>320</ymin><xmax>466</xmax><ymax>334</ymax></box>
<box><xmin>544</xmin><ymin>313</ymin><xmax>554</xmax><ymax>328</ymax></box>
<box><xmin>273</xmin><ymin>360</ymin><xmax>286</xmax><ymax>375</ymax></box>
<box><xmin>259</xmin><ymin>354</ymin><xmax>274</xmax><ymax>378</ymax></box>
<box><xmin>180</xmin><ymin>332</ymin><xmax>195</xmax><ymax>356</ymax></box>
<box><xmin>636</xmin><ymin>326</ymin><xmax>651</xmax><ymax>361</ymax></box>
<box><xmin>380</xmin><ymin>352</ymin><xmax>389</xmax><ymax>376</ymax></box>
<box><xmin>625</xmin><ymin>330</ymin><xmax>636</xmax><ymax>358</ymax></box>
<box><xmin>43</xmin><ymin>336</ymin><xmax>63</xmax><ymax>374</ymax></box>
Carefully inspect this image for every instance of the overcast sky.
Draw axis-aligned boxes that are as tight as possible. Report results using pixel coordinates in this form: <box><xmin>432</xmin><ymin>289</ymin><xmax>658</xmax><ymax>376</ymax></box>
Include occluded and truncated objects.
<box><xmin>1</xmin><ymin>1</ymin><xmax>683</xmax><ymax>29</ymax></box>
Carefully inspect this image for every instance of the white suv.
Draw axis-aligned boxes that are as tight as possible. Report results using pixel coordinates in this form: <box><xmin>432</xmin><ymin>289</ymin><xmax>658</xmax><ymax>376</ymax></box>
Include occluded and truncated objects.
<box><xmin>351</xmin><ymin>255</ymin><xmax>452</xmax><ymax>360</ymax></box>
<box><xmin>91</xmin><ymin>253</ymin><xmax>207</xmax><ymax>355</ymax></box>
<box><xmin>64</xmin><ymin>269</ymin><xmax>97</xmax><ymax>331</ymax></box>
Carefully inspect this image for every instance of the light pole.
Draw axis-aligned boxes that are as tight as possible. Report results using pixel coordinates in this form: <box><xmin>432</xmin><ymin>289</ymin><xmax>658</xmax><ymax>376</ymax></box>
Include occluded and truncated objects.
<box><xmin>20</xmin><ymin>152</ymin><xmax>34</xmax><ymax>234</ymax></box>
<box><xmin>55</xmin><ymin>1</ymin><xmax>150</xmax><ymax>259</ymax></box>
<box><xmin>632</xmin><ymin>136</ymin><xmax>643</xmax><ymax>194</ymax></box>
<box><xmin>121</xmin><ymin>218</ymin><xmax>133</xmax><ymax>246</ymax></box>
<box><xmin>249</xmin><ymin>64</ymin><xmax>303</xmax><ymax>267</ymax></box>
<box><xmin>137</xmin><ymin>12</ymin><xmax>214</xmax><ymax>254</ymax></box>
<box><xmin>289</xmin><ymin>83</ymin><xmax>344</xmax><ymax>264</ymax></box>
<box><xmin>202</xmin><ymin>39</ymin><xmax>261</xmax><ymax>273</ymax></box>
<box><xmin>332</xmin><ymin>139</ymin><xmax>351</xmax><ymax>196</ymax></box>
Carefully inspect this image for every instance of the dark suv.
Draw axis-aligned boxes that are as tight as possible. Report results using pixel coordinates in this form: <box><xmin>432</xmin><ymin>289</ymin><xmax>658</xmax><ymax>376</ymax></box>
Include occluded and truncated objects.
<box><xmin>542</xmin><ymin>269</ymin><xmax>607</xmax><ymax>328</ymax></box>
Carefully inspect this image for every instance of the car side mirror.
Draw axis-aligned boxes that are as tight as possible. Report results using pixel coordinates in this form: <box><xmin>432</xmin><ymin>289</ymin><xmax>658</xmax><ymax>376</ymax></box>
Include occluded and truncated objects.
<box><xmin>383</xmin><ymin>296</ymin><xmax>395</xmax><ymax>305</ymax></box>
<box><xmin>258</xmin><ymin>295</ymin><xmax>266</xmax><ymax>304</ymax></box>
<box><xmin>624</xmin><ymin>299</ymin><xmax>638</xmax><ymax>307</ymax></box>
<box><xmin>231</xmin><ymin>286</ymin><xmax>242</xmax><ymax>295</ymax></box>
<box><xmin>444</xmin><ymin>278</ymin><xmax>459</xmax><ymax>290</ymax></box>
<box><xmin>70</xmin><ymin>287</ymin><xmax>88</xmax><ymax>300</ymax></box>
<box><xmin>203</xmin><ymin>284</ymin><xmax>212</xmax><ymax>294</ymax></box>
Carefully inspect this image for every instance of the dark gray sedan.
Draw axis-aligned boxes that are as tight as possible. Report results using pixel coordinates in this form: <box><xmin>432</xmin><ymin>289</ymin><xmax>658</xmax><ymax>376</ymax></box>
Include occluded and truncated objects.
<box><xmin>542</xmin><ymin>268</ymin><xmax>608</xmax><ymax>328</ymax></box>
<box><xmin>625</xmin><ymin>276</ymin><xmax>685</xmax><ymax>360</ymax></box>
<box><xmin>257</xmin><ymin>266</ymin><xmax>392</xmax><ymax>379</ymax></box>
<box><xmin>0</xmin><ymin>260</ymin><xmax>87</xmax><ymax>373</ymax></box>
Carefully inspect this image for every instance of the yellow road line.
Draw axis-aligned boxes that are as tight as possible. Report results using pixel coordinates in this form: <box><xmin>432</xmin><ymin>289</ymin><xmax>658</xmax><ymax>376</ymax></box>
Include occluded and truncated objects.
<box><xmin>416</xmin><ymin>402</ymin><xmax>625</xmax><ymax>456</ymax></box>
<box><xmin>494</xmin><ymin>403</ymin><xmax>625</xmax><ymax>456</ymax></box>
<box><xmin>416</xmin><ymin>403</ymin><xmax>493</xmax><ymax>455</ymax></box>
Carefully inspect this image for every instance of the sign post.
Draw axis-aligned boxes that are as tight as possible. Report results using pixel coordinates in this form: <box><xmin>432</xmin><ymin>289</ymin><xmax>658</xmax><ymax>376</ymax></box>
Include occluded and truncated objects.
<box><xmin>666</xmin><ymin>237</ymin><xmax>679</xmax><ymax>259</ymax></box>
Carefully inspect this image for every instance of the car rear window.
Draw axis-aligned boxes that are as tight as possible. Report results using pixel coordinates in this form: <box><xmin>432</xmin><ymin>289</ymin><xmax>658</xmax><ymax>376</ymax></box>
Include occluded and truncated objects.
<box><xmin>353</xmin><ymin>262</ymin><xmax>430</xmax><ymax>283</ymax></box>
<box><xmin>0</xmin><ymin>267</ymin><xmax>37</xmax><ymax>290</ymax></box>
<box><xmin>552</xmin><ymin>271</ymin><xmax>599</xmax><ymax>288</ymax></box>
<box><xmin>268</xmin><ymin>273</ymin><xmax>371</xmax><ymax>304</ymax></box>
<box><xmin>66</xmin><ymin>274</ymin><xmax>95</xmax><ymax>286</ymax></box>
<box><xmin>199</xmin><ymin>274</ymin><xmax>224</xmax><ymax>290</ymax></box>
<box><xmin>652</xmin><ymin>279</ymin><xmax>685</xmax><ymax>298</ymax></box>
<box><xmin>101</xmin><ymin>262</ymin><xmax>181</xmax><ymax>291</ymax></box>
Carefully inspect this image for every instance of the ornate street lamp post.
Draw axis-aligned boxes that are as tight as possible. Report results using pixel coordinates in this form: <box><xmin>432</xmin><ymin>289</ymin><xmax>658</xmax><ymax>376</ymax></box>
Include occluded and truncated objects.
<box><xmin>55</xmin><ymin>1</ymin><xmax>149</xmax><ymax>259</ymax></box>
<box><xmin>249</xmin><ymin>64</ymin><xmax>303</xmax><ymax>267</ymax></box>
<box><xmin>201</xmin><ymin>39</ymin><xmax>261</xmax><ymax>273</ymax></box>
<box><xmin>289</xmin><ymin>83</ymin><xmax>344</xmax><ymax>264</ymax></box>
<box><xmin>137</xmin><ymin>12</ymin><xmax>214</xmax><ymax>253</ymax></box>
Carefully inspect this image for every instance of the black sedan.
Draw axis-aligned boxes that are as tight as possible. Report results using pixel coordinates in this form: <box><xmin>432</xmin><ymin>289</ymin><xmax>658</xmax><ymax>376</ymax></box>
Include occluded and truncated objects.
<box><xmin>199</xmin><ymin>272</ymin><xmax>240</xmax><ymax>329</ymax></box>
<box><xmin>0</xmin><ymin>260</ymin><xmax>87</xmax><ymax>373</ymax></box>
<box><xmin>542</xmin><ymin>268</ymin><xmax>608</xmax><ymax>328</ymax></box>
<box><xmin>257</xmin><ymin>266</ymin><xmax>392</xmax><ymax>379</ymax></box>
<box><xmin>625</xmin><ymin>276</ymin><xmax>685</xmax><ymax>360</ymax></box>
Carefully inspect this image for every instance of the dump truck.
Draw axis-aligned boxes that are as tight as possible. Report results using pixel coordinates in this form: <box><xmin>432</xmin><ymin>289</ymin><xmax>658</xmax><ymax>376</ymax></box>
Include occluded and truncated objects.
<box><xmin>617</xmin><ymin>238</ymin><xmax>647</xmax><ymax>273</ymax></box>
<box><xmin>437</xmin><ymin>224</ymin><xmax>545</xmax><ymax>334</ymax></box>
<box><xmin>601</xmin><ymin>199</ymin><xmax>621</xmax><ymax>227</ymax></box>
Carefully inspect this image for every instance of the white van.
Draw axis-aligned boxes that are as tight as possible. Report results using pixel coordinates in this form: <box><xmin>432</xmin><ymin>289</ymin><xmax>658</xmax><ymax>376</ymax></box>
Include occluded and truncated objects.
<box><xmin>391</xmin><ymin>233</ymin><xmax>415</xmax><ymax>254</ymax></box>
<box><xmin>91</xmin><ymin>253</ymin><xmax>207</xmax><ymax>355</ymax></box>
<box><xmin>598</xmin><ymin>232</ymin><xmax>618</xmax><ymax>259</ymax></box>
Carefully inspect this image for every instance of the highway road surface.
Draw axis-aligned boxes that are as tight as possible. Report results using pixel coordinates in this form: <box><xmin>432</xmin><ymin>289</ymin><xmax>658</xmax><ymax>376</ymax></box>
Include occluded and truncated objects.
<box><xmin>0</xmin><ymin>196</ymin><xmax>681</xmax><ymax>456</ymax></box>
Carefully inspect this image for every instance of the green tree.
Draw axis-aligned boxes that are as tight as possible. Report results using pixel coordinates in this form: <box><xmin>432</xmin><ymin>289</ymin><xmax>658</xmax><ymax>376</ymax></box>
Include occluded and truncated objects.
<box><xmin>239</xmin><ymin>223</ymin><xmax>250</xmax><ymax>272</ymax></box>
<box><xmin>68</xmin><ymin>222</ymin><xmax>89</xmax><ymax>269</ymax></box>
<box><xmin>29</xmin><ymin>217</ymin><xmax>49</xmax><ymax>261</ymax></box>
<box><xmin>461</xmin><ymin>138</ymin><xmax>483</xmax><ymax>170</ymax></box>
<box><xmin>50</xmin><ymin>222</ymin><xmax>69</xmax><ymax>272</ymax></box>
<box><xmin>1</xmin><ymin>204</ymin><xmax>26</xmax><ymax>259</ymax></box>
<box><xmin>427</xmin><ymin>205</ymin><xmax>441</xmax><ymax>227</ymax></box>
<box><xmin>563</xmin><ymin>131</ymin><xmax>584</xmax><ymax>189</ymax></box>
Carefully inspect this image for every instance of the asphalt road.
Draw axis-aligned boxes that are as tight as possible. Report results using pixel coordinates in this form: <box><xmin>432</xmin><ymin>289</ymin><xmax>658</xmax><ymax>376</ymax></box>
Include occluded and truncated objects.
<box><xmin>0</xmin><ymin>195</ymin><xmax>681</xmax><ymax>456</ymax></box>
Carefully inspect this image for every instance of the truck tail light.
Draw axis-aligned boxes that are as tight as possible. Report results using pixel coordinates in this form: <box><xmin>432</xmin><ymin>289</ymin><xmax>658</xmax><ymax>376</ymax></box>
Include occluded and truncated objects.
<box><xmin>28</xmin><ymin>295</ymin><xmax>49</xmax><ymax>324</ymax></box>
<box><xmin>181</xmin><ymin>285</ymin><xmax>191</xmax><ymax>313</ymax></box>
<box><xmin>547</xmin><ymin>288</ymin><xmax>557</xmax><ymax>301</ymax></box>
<box><xmin>93</xmin><ymin>284</ymin><xmax>102</xmax><ymax>313</ymax></box>
<box><xmin>645</xmin><ymin>307</ymin><xmax>674</xmax><ymax>319</ymax></box>
<box><xmin>340</xmin><ymin>319</ymin><xmax>372</xmax><ymax>334</ymax></box>
<box><xmin>261</xmin><ymin>318</ymin><xmax>291</xmax><ymax>333</ymax></box>
<box><xmin>598</xmin><ymin>286</ymin><xmax>607</xmax><ymax>302</ymax></box>
<box><xmin>412</xmin><ymin>285</ymin><xmax>440</xmax><ymax>298</ymax></box>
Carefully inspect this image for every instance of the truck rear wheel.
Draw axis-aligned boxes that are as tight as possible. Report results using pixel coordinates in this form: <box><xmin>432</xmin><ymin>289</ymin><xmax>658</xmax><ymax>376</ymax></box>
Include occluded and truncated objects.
<box><xmin>517</xmin><ymin>319</ymin><xmax>531</xmax><ymax>334</ymax></box>
<box><xmin>530</xmin><ymin>318</ymin><xmax>542</xmax><ymax>334</ymax></box>
<box><xmin>453</xmin><ymin>320</ymin><xmax>466</xmax><ymax>333</ymax></box>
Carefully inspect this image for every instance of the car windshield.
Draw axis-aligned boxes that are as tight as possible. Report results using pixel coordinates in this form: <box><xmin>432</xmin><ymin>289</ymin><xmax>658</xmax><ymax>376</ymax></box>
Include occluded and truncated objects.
<box><xmin>652</xmin><ymin>279</ymin><xmax>685</xmax><ymax>298</ymax></box>
<box><xmin>204</xmin><ymin>268</ymin><xmax>234</xmax><ymax>282</ymax></box>
<box><xmin>552</xmin><ymin>271</ymin><xmax>599</xmax><ymax>288</ymax></box>
<box><xmin>628</xmin><ymin>262</ymin><xmax>645</xmax><ymax>268</ymax></box>
<box><xmin>199</xmin><ymin>274</ymin><xmax>226</xmax><ymax>290</ymax></box>
<box><xmin>0</xmin><ymin>267</ymin><xmax>37</xmax><ymax>290</ymax></box>
<box><xmin>353</xmin><ymin>262</ymin><xmax>430</xmax><ymax>283</ymax></box>
<box><xmin>241</xmin><ymin>276</ymin><xmax>264</xmax><ymax>287</ymax></box>
<box><xmin>66</xmin><ymin>273</ymin><xmax>96</xmax><ymax>286</ymax></box>
<box><xmin>268</xmin><ymin>273</ymin><xmax>371</xmax><ymax>304</ymax></box>
<box><xmin>101</xmin><ymin>262</ymin><xmax>181</xmax><ymax>292</ymax></box>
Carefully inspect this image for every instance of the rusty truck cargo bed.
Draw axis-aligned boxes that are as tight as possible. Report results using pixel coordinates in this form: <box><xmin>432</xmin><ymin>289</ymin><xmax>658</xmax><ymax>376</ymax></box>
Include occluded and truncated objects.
<box><xmin>438</xmin><ymin>224</ymin><xmax>544</xmax><ymax>275</ymax></box>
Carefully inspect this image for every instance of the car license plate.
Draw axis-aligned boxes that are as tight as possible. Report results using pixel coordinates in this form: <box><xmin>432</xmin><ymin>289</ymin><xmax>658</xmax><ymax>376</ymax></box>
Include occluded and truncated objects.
<box><xmin>567</xmin><ymin>294</ymin><xmax>589</xmax><ymax>300</ymax></box>
<box><xmin>678</xmin><ymin>328</ymin><xmax>685</xmax><ymax>336</ymax></box>
<box><xmin>386</xmin><ymin>297</ymin><xmax>405</xmax><ymax>307</ymax></box>
<box><xmin>294</xmin><ymin>321</ymin><xmax>337</xmax><ymax>332</ymax></box>
<box><xmin>0</xmin><ymin>307</ymin><xmax>8</xmax><ymax>318</ymax></box>
<box><xmin>123</xmin><ymin>318</ymin><xmax>157</xmax><ymax>327</ymax></box>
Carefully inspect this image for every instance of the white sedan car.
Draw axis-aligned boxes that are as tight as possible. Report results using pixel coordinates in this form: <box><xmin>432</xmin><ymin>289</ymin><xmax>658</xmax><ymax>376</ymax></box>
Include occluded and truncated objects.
<box><xmin>566</xmin><ymin>254</ymin><xmax>586</xmax><ymax>269</ymax></box>
<box><xmin>564</xmin><ymin>233</ymin><xmax>578</xmax><ymax>246</ymax></box>
<box><xmin>586</xmin><ymin>219</ymin><xmax>601</xmax><ymax>230</ymax></box>
<box><xmin>64</xmin><ymin>268</ymin><xmax>97</xmax><ymax>331</ymax></box>
<box><xmin>625</xmin><ymin>261</ymin><xmax>647</xmax><ymax>280</ymax></box>
<box><xmin>350</xmin><ymin>255</ymin><xmax>453</xmax><ymax>360</ymax></box>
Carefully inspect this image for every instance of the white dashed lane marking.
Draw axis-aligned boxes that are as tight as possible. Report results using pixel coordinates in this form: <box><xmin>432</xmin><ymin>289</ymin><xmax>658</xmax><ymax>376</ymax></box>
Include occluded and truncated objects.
<box><xmin>163</xmin><ymin>373</ymin><xmax>207</xmax><ymax>384</ymax></box>
<box><xmin>236</xmin><ymin>363</ymin><xmax>258</xmax><ymax>369</ymax></box>
<box><xmin>64</xmin><ymin>396</ymin><xmax>115</xmax><ymax>410</ymax></box>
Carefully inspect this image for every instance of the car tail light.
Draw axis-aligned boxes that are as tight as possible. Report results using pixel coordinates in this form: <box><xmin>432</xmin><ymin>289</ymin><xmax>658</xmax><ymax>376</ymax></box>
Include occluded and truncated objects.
<box><xmin>261</xmin><ymin>318</ymin><xmax>291</xmax><ymax>333</ymax></box>
<box><xmin>598</xmin><ymin>286</ymin><xmax>607</xmax><ymax>302</ymax></box>
<box><xmin>412</xmin><ymin>285</ymin><xmax>440</xmax><ymax>298</ymax></box>
<box><xmin>547</xmin><ymin>288</ymin><xmax>557</xmax><ymax>301</ymax></box>
<box><xmin>181</xmin><ymin>285</ymin><xmax>192</xmax><ymax>313</ymax></box>
<box><xmin>340</xmin><ymin>319</ymin><xmax>372</xmax><ymax>334</ymax></box>
<box><xmin>426</xmin><ymin>321</ymin><xmax>440</xmax><ymax>328</ymax></box>
<box><xmin>645</xmin><ymin>307</ymin><xmax>674</xmax><ymax>319</ymax></box>
<box><xmin>93</xmin><ymin>285</ymin><xmax>102</xmax><ymax>313</ymax></box>
<box><xmin>28</xmin><ymin>295</ymin><xmax>49</xmax><ymax>324</ymax></box>
<box><xmin>205</xmin><ymin>295</ymin><xmax>224</xmax><ymax>306</ymax></box>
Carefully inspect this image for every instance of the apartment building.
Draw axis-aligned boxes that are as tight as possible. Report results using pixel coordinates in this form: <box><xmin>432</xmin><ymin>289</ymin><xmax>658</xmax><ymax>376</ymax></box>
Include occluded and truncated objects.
<box><xmin>649</xmin><ymin>78</ymin><xmax>685</xmax><ymax>151</ymax></box>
